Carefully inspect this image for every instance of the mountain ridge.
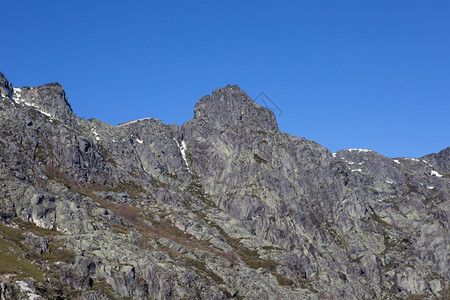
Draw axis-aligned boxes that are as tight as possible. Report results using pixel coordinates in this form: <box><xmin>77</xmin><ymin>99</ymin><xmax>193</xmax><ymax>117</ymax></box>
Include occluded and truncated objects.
<box><xmin>0</xmin><ymin>72</ymin><xmax>449</xmax><ymax>299</ymax></box>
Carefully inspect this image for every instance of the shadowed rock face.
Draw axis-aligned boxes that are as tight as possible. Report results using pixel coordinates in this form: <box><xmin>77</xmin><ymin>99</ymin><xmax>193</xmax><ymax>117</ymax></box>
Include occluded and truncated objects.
<box><xmin>0</xmin><ymin>72</ymin><xmax>449</xmax><ymax>299</ymax></box>
<box><xmin>0</xmin><ymin>72</ymin><xmax>13</xmax><ymax>101</ymax></box>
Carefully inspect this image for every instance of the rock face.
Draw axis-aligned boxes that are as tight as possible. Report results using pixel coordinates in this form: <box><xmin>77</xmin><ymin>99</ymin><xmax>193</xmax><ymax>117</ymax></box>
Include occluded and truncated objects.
<box><xmin>0</xmin><ymin>72</ymin><xmax>13</xmax><ymax>101</ymax></box>
<box><xmin>0</xmin><ymin>72</ymin><xmax>449</xmax><ymax>299</ymax></box>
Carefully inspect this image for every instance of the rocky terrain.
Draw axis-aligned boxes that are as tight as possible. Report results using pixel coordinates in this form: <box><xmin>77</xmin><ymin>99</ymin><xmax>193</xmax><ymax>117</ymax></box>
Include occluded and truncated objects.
<box><xmin>0</xmin><ymin>71</ymin><xmax>448</xmax><ymax>299</ymax></box>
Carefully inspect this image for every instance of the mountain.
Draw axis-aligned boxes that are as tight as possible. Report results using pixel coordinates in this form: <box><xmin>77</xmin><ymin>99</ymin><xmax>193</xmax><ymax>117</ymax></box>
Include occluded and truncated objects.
<box><xmin>0</xmin><ymin>71</ymin><xmax>448</xmax><ymax>299</ymax></box>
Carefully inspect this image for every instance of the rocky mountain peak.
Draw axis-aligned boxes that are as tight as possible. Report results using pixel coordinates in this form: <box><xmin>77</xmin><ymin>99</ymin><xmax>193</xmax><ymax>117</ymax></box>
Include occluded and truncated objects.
<box><xmin>16</xmin><ymin>81</ymin><xmax>74</xmax><ymax>117</ymax></box>
<box><xmin>0</xmin><ymin>72</ymin><xmax>78</xmax><ymax>128</ymax></box>
<box><xmin>0</xmin><ymin>71</ymin><xmax>449</xmax><ymax>299</ymax></box>
<box><xmin>191</xmin><ymin>84</ymin><xmax>279</xmax><ymax>132</ymax></box>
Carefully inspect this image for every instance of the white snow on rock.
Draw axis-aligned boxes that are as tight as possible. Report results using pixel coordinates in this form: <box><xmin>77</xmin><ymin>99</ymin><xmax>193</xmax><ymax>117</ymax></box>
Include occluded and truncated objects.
<box><xmin>351</xmin><ymin>169</ymin><xmax>362</xmax><ymax>172</ymax></box>
<box><xmin>426</xmin><ymin>186</ymin><xmax>435</xmax><ymax>189</ymax></box>
<box><xmin>28</xmin><ymin>294</ymin><xmax>42</xmax><ymax>300</ymax></box>
<box><xmin>16</xmin><ymin>280</ymin><xmax>34</xmax><ymax>293</ymax></box>
<box><xmin>136</xmin><ymin>138</ymin><xmax>143</xmax><ymax>144</ymax></box>
<box><xmin>16</xmin><ymin>280</ymin><xmax>42</xmax><ymax>299</ymax></box>
<box><xmin>347</xmin><ymin>161</ymin><xmax>354</xmax><ymax>165</ymax></box>
<box><xmin>33</xmin><ymin>218</ymin><xmax>46</xmax><ymax>228</ymax></box>
<box><xmin>393</xmin><ymin>160</ymin><xmax>400</xmax><ymax>165</ymax></box>
<box><xmin>422</xmin><ymin>160</ymin><xmax>434</xmax><ymax>168</ymax></box>
<box><xmin>12</xmin><ymin>87</ymin><xmax>22</xmax><ymax>101</ymax></box>
<box><xmin>386</xmin><ymin>180</ymin><xmax>394</xmax><ymax>184</ymax></box>
<box><xmin>174</xmin><ymin>139</ymin><xmax>192</xmax><ymax>174</ymax></box>
<box><xmin>117</xmin><ymin>118</ymin><xmax>153</xmax><ymax>127</ymax></box>
<box><xmin>12</xmin><ymin>88</ymin><xmax>54</xmax><ymax>119</ymax></box>
<box><xmin>91</xmin><ymin>129</ymin><xmax>100</xmax><ymax>141</ymax></box>
<box><xmin>430</xmin><ymin>170</ymin><xmax>443</xmax><ymax>178</ymax></box>
<box><xmin>404</xmin><ymin>157</ymin><xmax>420</xmax><ymax>162</ymax></box>
<box><xmin>332</xmin><ymin>153</ymin><xmax>337</xmax><ymax>158</ymax></box>
<box><xmin>38</xmin><ymin>110</ymin><xmax>52</xmax><ymax>117</ymax></box>
<box><xmin>346</xmin><ymin>149</ymin><xmax>373</xmax><ymax>152</ymax></box>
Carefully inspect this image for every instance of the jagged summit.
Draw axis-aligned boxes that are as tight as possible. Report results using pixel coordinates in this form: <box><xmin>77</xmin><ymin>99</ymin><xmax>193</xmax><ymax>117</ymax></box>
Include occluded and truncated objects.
<box><xmin>190</xmin><ymin>84</ymin><xmax>279</xmax><ymax>132</ymax></box>
<box><xmin>117</xmin><ymin>85</ymin><xmax>279</xmax><ymax>135</ymax></box>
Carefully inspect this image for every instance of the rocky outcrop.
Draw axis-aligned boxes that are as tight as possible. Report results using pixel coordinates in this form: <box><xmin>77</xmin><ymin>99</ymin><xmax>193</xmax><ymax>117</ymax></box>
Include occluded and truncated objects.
<box><xmin>0</xmin><ymin>72</ymin><xmax>448</xmax><ymax>299</ymax></box>
<box><xmin>423</xmin><ymin>146</ymin><xmax>450</xmax><ymax>176</ymax></box>
<box><xmin>0</xmin><ymin>72</ymin><xmax>13</xmax><ymax>101</ymax></box>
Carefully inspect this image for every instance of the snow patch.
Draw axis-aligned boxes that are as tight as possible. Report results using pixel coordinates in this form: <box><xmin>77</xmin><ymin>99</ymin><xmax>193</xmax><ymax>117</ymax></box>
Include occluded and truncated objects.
<box><xmin>386</xmin><ymin>181</ymin><xmax>394</xmax><ymax>184</ymax></box>
<box><xmin>91</xmin><ymin>129</ymin><xmax>100</xmax><ymax>141</ymax></box>
<box><xmin>12</xmin><ymin>88</ymin><xmax>22</xmax><ymax>101</ymax></box>
<box><xmin>174</xmin><ymin>139</ymin><xmax>192</xmax><ymax>174</ymax></box>
<box><xmin>16</xmin><ymin>280</ymin><xmax>42</xmax><ymax>299</ymax></box>
<box><xmin>346</xmin><ymin>149</ymin><xmax>372</xmax><ymax>152</ymax></box>
<box><xmin>351</xmin><ymin>169</ymin><xmax>362</xmax><ymax>172</ymax></box>
<box><xmin>426</xmin><ymin>186</ymin><xmax>435</xmax><ymax>190</ymax></box>
<box><xmin>16</xmin><ymin>280</ymin><xmax>33</xmax><ymax>293</ymax></box>
<box><xmin>12</xmin><ymin>88</ymin><xmax>54</xmax><ymax>119</ymax></box>
<box><xmin>347</xmin><ymin>161</ymin><xmax>354</xmax><ymax>165</ymax></box>
<box><xmin>28</xmin><ymin>294</ymin><xmax>42</xmax><ymax>300</ymax></box>
<box><xmin>32</xmin><ymin>218</ymin><xmax>48</xmax><ymax>229</ymax></box>
<box><xmin>430</xmin><ymin>170</ymin><xmax>443</xmax><ymax>178</ymax></box>
<box><xmin>422</xmin><ymin>160</ymin><xmax>434</xmax><ymax>168</ymax></box>
<box><xmin>393</xmin><ymin>160</ymin><xmax>400</xmax><ymax>165</ymax></box>
<box><xmin>117</xmin><ymin>118</ymin><xmax>153</xmax><ymax>127</ymax></box>
<box><xmin>404</xmin><ymin>157</ymin><xmax>419</xmax><ymax>162</ymax></box>
<box><xmin>332</xmin><ymin>153</ymin><xmax>336</xmax><ymax>158</ymax></box>
<box><xmin>38</xmin><ymin>110</ymin><xmax>52</xmax><ymax>117</ymax></box>
<box><xmin>136</xmin><ymin>138</ymin><xmax>143</xmax><ymax>144</ymax></box>
<box><xmin>12</xmin><ymin>88</ymin><xmax>22</xmax><ymax>102</ymax></box>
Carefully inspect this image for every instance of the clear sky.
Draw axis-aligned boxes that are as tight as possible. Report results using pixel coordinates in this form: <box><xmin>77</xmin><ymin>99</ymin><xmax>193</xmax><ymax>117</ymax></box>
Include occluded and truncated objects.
<box><xmin>1</xmin><ymin>1</ymin><xmax>449</xmax><ymax>158</ymax></box>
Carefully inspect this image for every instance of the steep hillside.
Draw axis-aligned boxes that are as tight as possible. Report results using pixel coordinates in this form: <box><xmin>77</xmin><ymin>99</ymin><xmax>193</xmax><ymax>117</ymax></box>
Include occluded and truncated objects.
<box><xmin>0</xmin><ymin>72</ymin><xmax>448</xmax><ymax>299</ymax></box>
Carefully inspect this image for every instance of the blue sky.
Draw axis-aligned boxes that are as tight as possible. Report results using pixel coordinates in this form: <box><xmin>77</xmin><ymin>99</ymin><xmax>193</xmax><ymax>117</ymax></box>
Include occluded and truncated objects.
<box><xmin>1</xmin><ymin>1</ymin><xmax>449</xmax><ymax>158</ymax></box>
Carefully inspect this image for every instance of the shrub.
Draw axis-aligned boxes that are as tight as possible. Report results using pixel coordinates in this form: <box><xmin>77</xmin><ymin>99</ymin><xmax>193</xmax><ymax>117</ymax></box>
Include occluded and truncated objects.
<box><xmin>117</xmin><ymin>204</ymin><xmax>138</xmax><ymax>222</ymax></box>
<box><xmin>224</xmin><ymin>250</ymin><xmax>239</xmax><ymax>266</ymax></box>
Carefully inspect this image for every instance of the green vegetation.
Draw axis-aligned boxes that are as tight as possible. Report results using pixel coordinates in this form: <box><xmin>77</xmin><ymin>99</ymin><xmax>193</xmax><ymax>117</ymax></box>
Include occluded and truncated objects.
<box><xmin>253</xmin><ymin>153</ymin><xmax>268</xmax><ymax>164</ymax></box>
<box><xmin>98</xmin><ymin>143</ymin><xmax>118</xmax><ymax>167</ymax></box>
<box><xmin>0</xmin><ymin>241</ymin><xmax>44</xmax><ymax>281</ymax></box>
<box><xmin>150</xmin><ymin>177</ymin><xmax>170</xmax><ymax>189</ymax></box>
<box><xmin>297</xmin><ymin>276</ymin><xmax>318</xmax><ymax>293</ymax></box>
<box><xmin>209</xmin><ymin>223</ymin><xmax>285</xmax><ymax>279</ymax></box>
<box><xmin>92</xmin><ymin>280</ymin><xmax>120</xmax><ymax>300</ymax></box>
<box><xmin>185</xmin><ymin>177</ymin><xmax>216</xmax><ymax>209</ymax></box>
<box><xmin>116</xmin><ymin>180</ymin><xmax>145</xmax><ymax>198</ymax></box>
<box><xmin>370</xmin><ymin>212</ymin><xmax>401</xmax><ymax>230</ymax></box>
<box><xmin>0</xmin><ymin>220</ymin><xmax>75</xmax><ymax>282</ymax></box>
<box><xmin>273</xmin><ymin>273</ymin><xmax>294</xmax><ymax>286</ymax></box>
<box><xmin>184</xmin><ymin>257</ymin><xmax>224</xmax><ymax>285</ymax></box>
